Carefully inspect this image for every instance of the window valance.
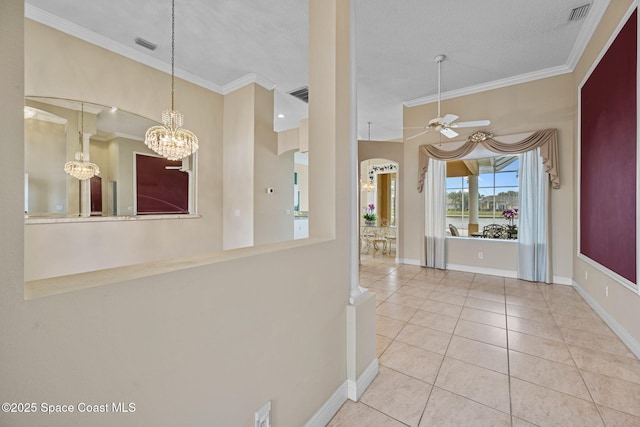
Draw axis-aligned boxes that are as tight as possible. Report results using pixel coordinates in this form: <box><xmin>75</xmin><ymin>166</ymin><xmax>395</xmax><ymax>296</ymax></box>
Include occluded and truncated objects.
<box><xmin>417</xmin><ymin>128</ymin><xmax>559</xmax><ymax>193</ymax></box>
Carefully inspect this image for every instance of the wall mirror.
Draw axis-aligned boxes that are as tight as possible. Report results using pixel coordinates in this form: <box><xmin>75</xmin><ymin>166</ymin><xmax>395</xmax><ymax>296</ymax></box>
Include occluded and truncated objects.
<box><xmin>24</xmin><ymin>96</ymin><xmax>197</xmax><ymax>219</ymax></box>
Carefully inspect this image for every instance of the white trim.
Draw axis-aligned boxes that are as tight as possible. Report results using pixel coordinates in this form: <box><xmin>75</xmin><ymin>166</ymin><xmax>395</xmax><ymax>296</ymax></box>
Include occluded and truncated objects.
<box><xmin>399</xmin><ymin>258</ymin><xmax>421</xmax><ymax>266</ymax></box>
<box><xmin>221</xmin><ymin>73</ymin><xmax>276</xmax><ymax>94</ymax></box>
<box><xmin>552</xmin><ymin>276</ymin><xmax>572</xmax><ymax>286</ymax></box>
<box><xmin>565</xmin><ymin>0</ymin><xmax>612</xmax><ymax>70</ymax></box>
<box><xmin>576</xmin><ymin>2</ymin><xmax>640</xmax><ymax>295</ymax></box>
<box><xmin>573</xmin><ymin>280</ymin><xmax>640</xmax><ymax>359</ymax></box>
<box><xmin>347</xmin><ymin>358</ymin><xmax>378</xmax><ymax>401</ymax></box>
<box><xmin>446</xmin><ymin>263</ymin><xmax>517</xmax><ymax>279</ymax></box>
<box><xmin>404</xmin><ymin>65</ymin><xmax>571</xmax><ymax>108</ymax></box>
<box><xmin>25</xmin><ymin>4</ymin><xmax>224</xmax><ymax>94</ymax></box>
<box><xmin>304</xmin><ymin>381</ymin><xmax>348</xmax><ymax>427</ymax></box>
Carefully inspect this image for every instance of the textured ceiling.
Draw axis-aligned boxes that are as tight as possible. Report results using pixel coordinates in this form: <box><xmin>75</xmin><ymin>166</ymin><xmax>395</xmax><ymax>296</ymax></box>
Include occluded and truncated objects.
<box><xmin>24</xmin><ymin>0</ymin><xmax>608</xmax><ymax>141</ymax></box>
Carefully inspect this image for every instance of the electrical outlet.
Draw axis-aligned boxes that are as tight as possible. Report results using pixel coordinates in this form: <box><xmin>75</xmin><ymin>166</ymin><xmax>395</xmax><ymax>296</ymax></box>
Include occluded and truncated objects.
<box><xmin>478</xmin><ymin>252</ymin><xmax>483</xmax><ymax>260</ymax></box>
<box><xmin>255</xmin><ymin>401</ymin><xmax>271</xmax><ymax>427</ymax></box>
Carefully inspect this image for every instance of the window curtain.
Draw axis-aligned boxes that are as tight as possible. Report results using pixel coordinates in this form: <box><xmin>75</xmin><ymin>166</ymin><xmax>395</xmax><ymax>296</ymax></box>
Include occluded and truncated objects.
<box><xmin>418</xmin><ymin>129</ymin><xmax>559</xmax><ymax>192</ymax></box>
<box><xmin>518</xmin><ymin>148</ymin><xmax>552</xmax><ymax>283</ymax></box>
<box><xmin>424</xmin><ymin>158</ymin><xmax>446</xmax><ymax>268</ymax></box>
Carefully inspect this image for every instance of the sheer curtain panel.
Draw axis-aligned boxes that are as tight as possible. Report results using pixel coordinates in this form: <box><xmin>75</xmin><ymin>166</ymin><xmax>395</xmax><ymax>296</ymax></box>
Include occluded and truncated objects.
<box><xmin>424</xmin><ymin>158</ymin><xmax>446</xmax><ymax>268</ymax></box>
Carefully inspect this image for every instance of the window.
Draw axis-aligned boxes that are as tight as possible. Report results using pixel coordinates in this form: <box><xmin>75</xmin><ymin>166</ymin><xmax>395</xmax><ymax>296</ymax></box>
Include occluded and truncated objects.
<box><xmin>446</xmin><ymin>156</ymin><xmax>519</xmax><ymax>236</ymax></box>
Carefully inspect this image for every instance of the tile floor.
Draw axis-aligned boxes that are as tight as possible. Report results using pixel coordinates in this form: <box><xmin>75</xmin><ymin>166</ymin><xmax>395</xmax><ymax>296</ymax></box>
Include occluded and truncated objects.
<box><xmin>328</xmin><ymin>255</ymin><xmax>640</xmax><ymax>427</ymax></box>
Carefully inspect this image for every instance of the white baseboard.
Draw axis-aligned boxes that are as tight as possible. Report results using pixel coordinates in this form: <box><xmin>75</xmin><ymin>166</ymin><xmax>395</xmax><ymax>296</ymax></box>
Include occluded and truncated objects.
<box><xmin>304</xmin><ymin>381</ymin><xmax>347</xmax><ymax>427</ymax></box>
<box><xmin>399</xmin><ymin>258</ymin><xmax>421</xmax><ymax>266</ymax></box>
<box><xmin>572</xmin><ymin>280</ymin><xmax>640</xmax><ymax>359</ymax></box>
<box><xmin>446</xmin><ymin>263</ymin><xmax>517</xmax><ymax>278</ymax></box>
<box><xmin>553</xmin><ymin>275</ymin><xmax>572</xmax><ymax>286</ymax></box>
<box><xmin>347</xmin><ymin>358</ymin><xmax>379</xmax><ymax>401</ymax></box>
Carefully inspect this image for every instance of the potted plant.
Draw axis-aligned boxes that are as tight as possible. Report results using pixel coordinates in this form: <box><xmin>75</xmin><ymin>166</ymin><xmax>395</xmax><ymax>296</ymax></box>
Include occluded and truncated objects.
<box><xmin>363</xmin><ymin>203</ymin><xmax>377</xmax><ymax>226</ymax></box>
<box><xmin>502</xmin><ymin>208</ymin><xmax>518</xmax><ymax>238</ymax></box>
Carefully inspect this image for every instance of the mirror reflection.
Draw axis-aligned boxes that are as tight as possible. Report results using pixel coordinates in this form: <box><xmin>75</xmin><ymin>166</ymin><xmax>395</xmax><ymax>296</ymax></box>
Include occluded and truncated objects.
<box><xmin>24</xmin><ymin>97</ymin><xmax>196</xmax><ymax>219</ymax></box>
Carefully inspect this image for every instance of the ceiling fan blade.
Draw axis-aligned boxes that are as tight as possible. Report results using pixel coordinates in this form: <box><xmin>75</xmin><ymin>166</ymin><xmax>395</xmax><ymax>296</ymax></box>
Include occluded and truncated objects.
<box><xmin>440</xmin><ymin>127</ymin><xmax>459</xmax><ymax>139</ymax></box>
<box><xmin>451</xmin><ymin>119</ymin><xmax>491</xmax><ymax>128</ymax></box>
<box><xmin>405</xmin><ymin>129</ymin><xmax>431</xmax><ymax>140</ymax></box>
<box><xmin>403</xmin><ymin>126</ymin><xmax>429</xmax><ymax>129</ymax></box>
<box><xmin>441</xmin><ymin>114</ymin><xmax>459</xmax><ymax>125</ymax></box>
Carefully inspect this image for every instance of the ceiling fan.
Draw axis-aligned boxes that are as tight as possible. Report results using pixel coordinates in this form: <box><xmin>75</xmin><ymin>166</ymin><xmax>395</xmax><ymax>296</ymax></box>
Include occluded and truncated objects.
<box><xmin>405</xmin><ymin>55</ymin><xmax>490</xmax><ymax>140</ymax></box>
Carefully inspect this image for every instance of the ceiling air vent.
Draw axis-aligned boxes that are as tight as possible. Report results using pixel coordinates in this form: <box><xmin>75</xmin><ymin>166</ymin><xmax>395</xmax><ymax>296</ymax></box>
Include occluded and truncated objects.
<box><xmin>135</xmin><ymin>37</ymin><xmax>157</xmax><ymax>51</ymax></box>
<box><xmin>568</xmin><ymin>4</ymin><xmax>591</xmax><ymax>22</ymax></box>
<box><xmin>288</xmin><ymin>86</ymin><xmax>309</xmax><ymax>103</ymax></box>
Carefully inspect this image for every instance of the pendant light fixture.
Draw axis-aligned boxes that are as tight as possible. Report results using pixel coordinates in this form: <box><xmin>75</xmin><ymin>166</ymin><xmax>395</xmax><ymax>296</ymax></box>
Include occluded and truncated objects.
<box><xmin>144</xmin><ymin>0</ymin><xmax>199</xmax><ymax>161</ymax></box>
<box><xmin>64</xmin><ymin>103</ymin><xmax>100</xmax><ymax>180</ymax></box>
<box><xmin>361</xmin><ymin>122</ymin><xmax>375</xmax><ymax>192</ymax></box>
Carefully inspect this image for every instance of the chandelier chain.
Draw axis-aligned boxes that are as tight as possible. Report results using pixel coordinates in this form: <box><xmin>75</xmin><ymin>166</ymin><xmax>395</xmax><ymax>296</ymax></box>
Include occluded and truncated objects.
<box><xmin>171</xmin><ymin>0</ymin><xmax>175</xmax><ymax>112</ymax></box>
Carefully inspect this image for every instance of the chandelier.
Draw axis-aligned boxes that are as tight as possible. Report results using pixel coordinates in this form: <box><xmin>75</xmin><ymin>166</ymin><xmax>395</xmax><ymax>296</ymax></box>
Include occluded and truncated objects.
<box><xmin>144</xmin><ymin>0</ymin><xmax>198</xmax><ymax>161</ymax></box>
<box><xmin>361</xmin><ymin>159</ymin><xmax>376</xmax><ymax>192</ymax></box>
<box><xmin>64</xmin><ymin>103</ymin><xmax>99</xmax><ymax>180</ymax></box>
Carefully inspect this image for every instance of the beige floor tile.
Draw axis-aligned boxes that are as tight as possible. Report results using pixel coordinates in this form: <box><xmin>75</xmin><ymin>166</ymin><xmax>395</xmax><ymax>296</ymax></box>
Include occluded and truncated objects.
<box><xmin>510</xmin><ymin>377</ymin><xmax>604</xmax><ymax>427</ymax></box>
<box><xmin>581</xmin><ymin>370</ymin><xmax>640</xmax><ymax>418</ymax></box>
<box><xmin>560</xmin><ymin>327</ymin><xmax>635</xmax><ymax>358</ymax></box>
<box><xmin>507</xmin><ymin>315</ymin><xmax>564</xmax><ymax>341</ymax></box>
<box><xmin>395</xmin><ymin>323</ymin><xmax>452</xmax><ymax>355</ymax></box>
<box><xmin>380</xmin><ymin>341</ymin><xmax>443</xmax><ymax>384</ymax></box>
<box><xmin>511</xmin><ymin>418</ymin><xmax>538</xmax><ymax>427</ymax></box>
<box><xmin>465</xmin><ymin>297</ymin><xmax>506</xmax><ymax>314</ymax></box>
<box><xmin>427</xmin><ymin>290</ymin><xmax>467</xmax><ymax>306</ymax></box>
<box><xmin>553</xmin><ymin>312</ymin><xmax>615</xmax><ymax>337</ymax></box>
<box><xmin>467</xmin><ymin>288</ymin><xmax>505</xmax><ymax>303</ymax></box>
<box><xmin>434</xmin><ymin>283</ymin><xmax>470</xmax><ymax>296</ymax></box>
<box><xmin>506</xmin><ymin>303</ymin><xmax>556</xmax><ymax>324</ymax></box>
<box><xmin>409</xmin><ymin>310</ymin><xmax>459</xmax><ymax>334</ymax></box>
<box><xmin>509</xmin><ymin>350</ymin><xmax>591</xmax><ymax>400</ymax></box>
<box><xmin>376</xmin><ymin>315</ymin><xmax>406</xmax><ymax>339</ymax></box>
<box><xmin>547</xmin><ymin>299</ymin><xmax>601</xmax><ymax>319</ymax></box>
<box><xmin>459</xmin><ymin>307</ymin><xmax>505</xmax><ymax>328</ymax></box>
<box><xmin>420</xmin><ymin>299</ymin><xmax>463</xmax><ymax>318</ymax></box>
<box><xmin>598</xmin><ymin>405</ymin><xmax>640</xmax><ymax>427</ymax></box>
<box><xmin>372</xmin><ymin>289</ymin><xmax>395</xmax><ymax>303</ymax></box>
<box><xmin>360</xmin><ymin>366</ymin><xmax>432</xmax><ymax>427</ymax></box>
<box><xmin>385</xmin><ymin>293</ymin><xmax>427</xmax><ymax>309</ymax></box>
<box><xmin>327</xmin><ymin>400</ymin><xmax>406</xmax><ymax>427</ymax></box>
<box><xmin>377</xmin><ymin>302</ymin><xmax>418</xmax><ymax>322</ymax></box>
<box><xmin>396</xmin><ymin>286</ymin><xmax>434</xmax><ymax>300</ymax></box>
<box><xmin>446</xmin><ymin>336</ymin><xmax>508</xmax><ymax>374</ymax></box>
<box><xmin>434</xmin><ymin>357</ymin><xmax>510</xmax><ymax>413</ymax></box>
<box><xmin>406</xmin><ymin>279</ymin><xmax>440</xmax><ymax>290</ymax></box>
<box><xmin>454</xmin><ymin>319</ymin><xmax>507</xmax><ymax>348</ymax></box>
<box><xmin>507</xmin><ymin>330</ymin><xmax>574</xmax><ymax>365</ymax></box>
<box><xmin>369</xmin><ymin>280</ymin><xmax>403</xmax><ymax>292</ymax></box>
<box><xmin>376</xmin><ymin>334</ymin><xmax>393</xmax><ymax>357</ymax></box>
<box><xmin>505</xmin><ymin>294</ymin><xmax>549</xmax><ymax>310</ymax></box>
<box><xmin>569</xmin><ymin>344</ymin><xmax>640</xmax><ymax>384</ymax></box>
<box><xmin>419</xmin><ymin>387</ymin><xmax>510</xmax><ymax>427</ymax></box>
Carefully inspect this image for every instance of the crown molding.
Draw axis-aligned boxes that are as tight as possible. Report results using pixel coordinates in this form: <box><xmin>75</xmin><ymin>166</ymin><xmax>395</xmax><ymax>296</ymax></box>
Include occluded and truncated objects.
<box><xmin>565</xmin><ymin>0</ymin><xmax>612</xmax><ymax>70</ymax></box>
<box><xmin>222</xmin><ymin>73</ymin><xmax>276</xmax><ymax>94</ymax></box>
<box><xmin>404</xmin><ymin>0</ymin><xmax>613</xmax><ymax>109</ymax></box>
<box><xmin>25</xmin><ymin>4</ymin><xmax>224</xmax><ymax>94</ymax></box>
<box><xmin>404</xmin><ymin>64</ymin><xmax>572</xmax><ymax>108</ymax></box>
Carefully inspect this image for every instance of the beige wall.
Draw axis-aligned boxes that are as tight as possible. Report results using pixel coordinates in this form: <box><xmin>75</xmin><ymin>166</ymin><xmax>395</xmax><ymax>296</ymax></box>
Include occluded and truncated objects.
<box><xmin>572</xmin><ymin>0</ymin><xmax>640</xmax><ymax>348</ymax></box>
<box><xmin>401</xmin><ymin>73</ymin><xmax>576</xmax><ymax>279</ymax></box>
<box><xmin>2</xmin><ymin>1</ymin><xmax>368</xmax><ymax>426</ymax></box>
<box><xmin>253</xmin><ymin>85</ymin><xmax>295</xmax><ymax>245</ymax></box>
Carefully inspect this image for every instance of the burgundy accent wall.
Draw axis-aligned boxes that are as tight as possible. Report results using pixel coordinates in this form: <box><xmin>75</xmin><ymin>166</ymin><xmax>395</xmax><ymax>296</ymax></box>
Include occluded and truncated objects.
<box><xmin>136</xmin><ymin>154</ymin><xmax>189</xmax><ymax>214</ymax></box>
<box><xmin>580</xmin><ymin>9</ymin><xmax>637</xmax><ymax>283</ymax></box>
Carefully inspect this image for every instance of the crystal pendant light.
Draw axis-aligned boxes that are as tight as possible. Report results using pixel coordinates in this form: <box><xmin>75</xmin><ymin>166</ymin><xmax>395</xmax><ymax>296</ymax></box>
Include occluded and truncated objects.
<box><xmin>361</xmin><ymin>123</ymin><xmax>376</xmax><ymax>192</ymax></box>
<box><xmin>64</xmin><ymin>103</ymin><xmax>100</xmax><ymax>180</ymax></box>
<box><xmin>144</xmin><ymin>0</ymin><xmax>198</xmax><ymax>161</ymax></box>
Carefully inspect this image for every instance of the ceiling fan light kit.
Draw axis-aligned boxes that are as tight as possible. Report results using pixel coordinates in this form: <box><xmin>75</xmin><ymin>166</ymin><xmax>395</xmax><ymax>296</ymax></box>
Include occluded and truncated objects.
<box><xmin>405</xmin><ymin>54</ymin><xmax>491</xmax><ymax>141</ymax></box>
